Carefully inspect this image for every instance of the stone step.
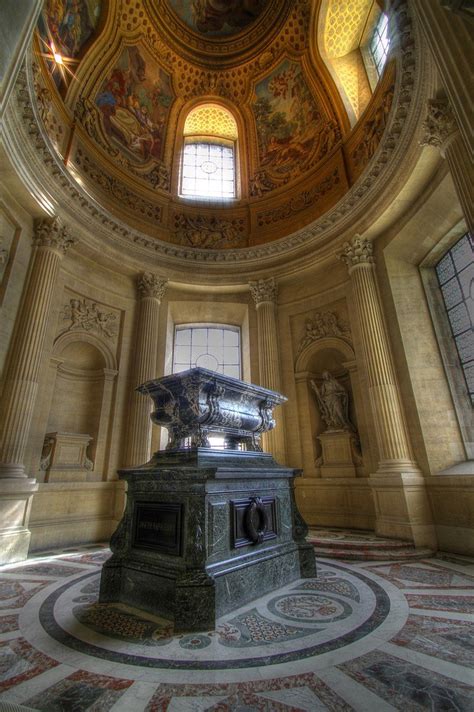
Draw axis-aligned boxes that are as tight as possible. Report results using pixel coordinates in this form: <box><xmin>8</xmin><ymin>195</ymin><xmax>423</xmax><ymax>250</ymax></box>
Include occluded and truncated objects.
<box><xmin>307</xmin><ymin>537</ymin><xmax>413</xmax><ymax>551</ymax></box>
<box><xmin>312</xmin><ymin>545</ymin><xmax>434</xmax><ymax>561</ymax></box>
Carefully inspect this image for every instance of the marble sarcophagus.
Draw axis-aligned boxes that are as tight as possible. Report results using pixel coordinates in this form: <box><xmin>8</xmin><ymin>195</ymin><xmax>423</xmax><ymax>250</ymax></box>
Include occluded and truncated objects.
<box><xmin>100</xmin><ymin>368</ymin><xmax>316</xmax><ymax>631</ymax></box>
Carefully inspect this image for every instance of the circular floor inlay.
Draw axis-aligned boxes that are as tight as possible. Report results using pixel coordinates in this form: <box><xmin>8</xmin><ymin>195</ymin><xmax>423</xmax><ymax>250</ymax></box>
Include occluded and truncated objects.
<box><xmin>269</xmin><ymin>593</ymin><xmax>350</xmax><ymax>622</ymax></box>
<box><xmin>27</xmin><ymin>561</ymin><xmax>404</xmax><ymax>675</ymax></box>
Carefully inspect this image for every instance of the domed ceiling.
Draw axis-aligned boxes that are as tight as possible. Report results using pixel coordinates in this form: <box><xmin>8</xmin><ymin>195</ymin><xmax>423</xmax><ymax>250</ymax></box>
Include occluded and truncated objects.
<box><xmin>29</xmin><ymin>0</ymin><xmax>398</xmax><ymax>253</ymax></box>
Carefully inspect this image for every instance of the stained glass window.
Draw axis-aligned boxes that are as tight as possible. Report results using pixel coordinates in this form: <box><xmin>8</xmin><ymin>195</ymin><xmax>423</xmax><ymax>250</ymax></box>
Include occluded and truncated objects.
<box><xmin>370</xmin><ymin>13</ymin><xmax>390</xmax><ymax>76</ymax></box>
<box><xmin>173</xmin><ymin>325</ymin><xmax>241</xmax><ymax>379</ymax></box>
<box><xmin>180</xmin><ymin>141</ymin><xmax>235</xmax><ymax>200</ymax></box>
<box><xmin>436</xmin><ymin>233</ymin><xmax>474</xmax><ymax>405</ymax></box>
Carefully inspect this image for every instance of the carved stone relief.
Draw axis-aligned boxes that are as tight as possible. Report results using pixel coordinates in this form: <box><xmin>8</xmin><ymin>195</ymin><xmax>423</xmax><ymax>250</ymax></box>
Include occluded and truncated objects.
<box><xmin>74</xmin><ymin>148</ymin><xmax>163</xmax><ymax>222</ymax></box>
<box><xmin>351</xmin><ymin>84</ymin><xmax>395</xmax><ymax>167</ymax></box>
<box><xmin>31</xmin><ymin>61</ymin><xmax>64</xmax><ymax>152</ymax></box>
<box><xmin>60</xmin><ymin>297</ymin><xmax>119</xmax><ymax>340</ymax></box>
<box><xmin>256</xmin><ymin>168</ymin><xmax>340</xmax><ymax>226</ymax></box>
<box><xmin>297</xmin><ymin>310</ymin><xmax>351</xmax><ymax>356</ymax></box>
<box><xmin>173</xmin><ymin>213</ymin><xmax>246</xmax><ymax>249</ymax></box>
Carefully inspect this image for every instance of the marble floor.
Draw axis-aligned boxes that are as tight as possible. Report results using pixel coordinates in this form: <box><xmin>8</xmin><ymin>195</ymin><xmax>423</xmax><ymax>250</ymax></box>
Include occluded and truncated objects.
<box><xmin>0</xmin><ymin>546</ymin><xmax>473</xmax><ymax>711</ymax></box>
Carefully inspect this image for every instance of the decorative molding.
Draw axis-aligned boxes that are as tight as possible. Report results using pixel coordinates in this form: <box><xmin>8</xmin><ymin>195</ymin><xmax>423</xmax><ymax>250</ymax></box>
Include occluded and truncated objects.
<box><xmin>351</xmin><ymin>85</ymin><xmax>395</xmax><ymax>167</ymax></box>
<box><xmin>249</xmin><ymin>277</ymin><xmax>278</xmax><ymax>305</ymax></box>
<box><xmin>421</xmin><ymin>97</ymin><xmax>459</xmax><ymax>155</ymax></box>
<box><xmin>31</xmin><ymin>61</ymin><xmax>64</xmax><ymax>151</ymax></box>
<box><xmin>33</xmin><ymin>217</ymin><xmax>76</xmax><ymax>255</ymax></box>
<box><xmin>74</xmin><ymin>149</ymin><xmax>163</xmax><ymax>222</ymax></box>
<box><xmin>297</xmin><ymin>311</ymin><xmax>351</xmax><ymax>356</ymax></box>
<box><xmin>60</xmin><ymin>297</ymin><xmax>118</xmax><ymax>340</ymax></box>
<box><xmin>256</xmin><ymin>169</ymin><xmax>340</xmax><ymax>226</ymax></box>
<box><xmin>137</xmin><ymin>272</ymin><xmax>168</xmax><ymax>300</ymax></box>
<box><xmin>339</xmin><ymin>234</ymin><xmax>374</xmax><ymax>270</ymax></box>
<box><xmin>173</xmin><ymin>214</ymin><xmax>246</xmax><ymax>249</ymax></box>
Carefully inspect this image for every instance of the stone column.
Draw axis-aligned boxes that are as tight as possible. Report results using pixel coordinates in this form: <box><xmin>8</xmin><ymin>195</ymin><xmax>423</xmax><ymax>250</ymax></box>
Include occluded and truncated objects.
<box><xmin>339</xmin><ymin>236</ymin><xmax>436</xmax><ymax>548</ymax></box>
<box><xmin>124</xmin><ymin>272</ymin><xmax>167</xmax><ymax>467</ymax></box>
<box><xmin>249</xmin><ymin>277</ymin><xmax>286</xmax><ymax>463</ymax></box>
<box><xmin>421</xmin><ymin>98</ymin><xmax>474</xmax><ymax>232</ymax></box>
<box><xmin>0</xmin><ymin>216</ymin><xmax>76</xmax><ymax>562</ymax></box>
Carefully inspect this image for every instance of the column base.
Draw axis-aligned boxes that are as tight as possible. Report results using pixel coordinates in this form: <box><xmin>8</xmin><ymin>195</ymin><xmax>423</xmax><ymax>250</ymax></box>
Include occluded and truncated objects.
<box><xmin>0</xmin><ymin>477</ymin><xmax>38</xmax><ymax>564</ymax></box>
<box><xmin>370</xmin><ymin>466</ymin><xmax>437</xmax><ymax>550</ymax></box>
<box><xmin>0</xmin><ymin>462</ymin><xmax>28</xmax><ymax>478</ymax></box>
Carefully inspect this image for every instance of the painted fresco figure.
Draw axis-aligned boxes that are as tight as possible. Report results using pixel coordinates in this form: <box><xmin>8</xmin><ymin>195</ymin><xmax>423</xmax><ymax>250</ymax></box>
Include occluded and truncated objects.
<box><xmin>310</xmin><ymin>372</ymin><xmax>353</xmax><ymax>432</ymax></box>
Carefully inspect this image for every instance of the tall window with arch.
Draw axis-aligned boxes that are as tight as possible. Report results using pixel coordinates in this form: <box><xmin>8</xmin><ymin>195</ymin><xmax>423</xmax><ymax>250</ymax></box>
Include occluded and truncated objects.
<box><xmin>179</xmin><ymin>104</ymin><xmax>239</xmax><ymax>200</ymax></box>
<box><xmin>435</xmin><ymin>232</ymin><xmax>474</xmax><ymax>405</ymax></box>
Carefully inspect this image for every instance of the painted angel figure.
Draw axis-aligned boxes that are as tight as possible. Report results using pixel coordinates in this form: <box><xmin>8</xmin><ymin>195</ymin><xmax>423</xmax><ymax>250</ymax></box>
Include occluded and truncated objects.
<box><xmin>310</xmin><ymin>372</ymin><xmax>353</xmax><ymax>432</ymax></box>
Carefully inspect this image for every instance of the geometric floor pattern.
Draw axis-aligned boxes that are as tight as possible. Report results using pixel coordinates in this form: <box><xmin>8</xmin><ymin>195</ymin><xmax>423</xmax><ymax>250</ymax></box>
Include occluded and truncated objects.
<box><xmin>0</xmin><ymin>547</ymin><xmax>473</xmax><ymax>711</ymax></box>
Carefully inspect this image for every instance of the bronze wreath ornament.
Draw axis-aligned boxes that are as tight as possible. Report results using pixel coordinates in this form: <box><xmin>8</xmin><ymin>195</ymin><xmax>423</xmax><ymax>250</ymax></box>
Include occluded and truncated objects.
<box><xmin>244</xmin><ymin>497</ymin><xmax>268</xmax><ymax>544</ymax></box>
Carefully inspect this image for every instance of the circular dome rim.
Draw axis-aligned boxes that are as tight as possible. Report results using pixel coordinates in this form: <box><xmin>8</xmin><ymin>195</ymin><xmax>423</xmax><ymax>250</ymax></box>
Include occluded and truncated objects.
<box><xmin>2</xmin><ymin>0</ymin><xmax>433</xmax><ymax>281</ymax></box>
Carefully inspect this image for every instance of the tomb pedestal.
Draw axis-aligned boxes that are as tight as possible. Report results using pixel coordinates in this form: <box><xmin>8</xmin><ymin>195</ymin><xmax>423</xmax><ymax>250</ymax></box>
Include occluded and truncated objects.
<box><xmin>100</xmin><ymin>368</ymin><xmax>315</xmax><ymax>631</ymax></box>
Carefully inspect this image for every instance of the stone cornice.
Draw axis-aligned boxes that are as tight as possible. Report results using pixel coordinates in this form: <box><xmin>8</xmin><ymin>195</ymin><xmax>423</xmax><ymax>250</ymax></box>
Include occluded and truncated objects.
<box><xmin>3</xmin><ymin>0</ymin><xmax>433</xmax><ymax>277</ymax></box>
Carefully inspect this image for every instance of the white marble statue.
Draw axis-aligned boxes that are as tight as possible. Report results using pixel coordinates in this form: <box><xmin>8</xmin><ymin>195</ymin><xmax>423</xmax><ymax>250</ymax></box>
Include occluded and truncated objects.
<box><xmin>310</xmin><ymin>371</ymin><xmax>353</xmax><ymax>432</ymax></box>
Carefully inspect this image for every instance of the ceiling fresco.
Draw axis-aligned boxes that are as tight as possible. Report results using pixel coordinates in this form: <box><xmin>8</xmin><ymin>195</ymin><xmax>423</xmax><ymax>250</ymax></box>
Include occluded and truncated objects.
<box><xmin>29</xmin><ymin>0</ymin><xmax>398</xmax><ymax>250</ymax></box>
<box><xmin>95</xmin><ymin>45</ymin><xmax>174</xmax><ymax>164</ymax></box>
<box><xmin>37</xmin><ymin>0</ymin><xmax>103</xmax><ymax>89</ymax></box>
<box><xmin>253</xmin><ymin>60</ymin><xmax>324</xmax><ymax>179</ymax></box>
<box><xmin>168</xmin><ymin>0</ymin><xmax>267</xmax><ymax>37</ymax></box>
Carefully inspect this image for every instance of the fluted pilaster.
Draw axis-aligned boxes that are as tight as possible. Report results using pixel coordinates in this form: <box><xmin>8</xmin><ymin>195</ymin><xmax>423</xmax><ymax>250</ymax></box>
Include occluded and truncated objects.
<box><xmin>124</xmin><ymin>273</ymin><xmax>167</xmax><ymax>467</ymax></box>
<box><xmin>421</xmin><ymin>98</ymin><xmax>474</xmax><ymax>231</ymax></box>
<box><xmin>339</xmin><ymin>236</ymin><xmax>436</xmax><ymax>547</ymax></box>
<box><xmin>339</xmin><ymin>236</ymin><xmax>416</xmax><ymax>471</ymax></box>
<box><xmin>249</xmin><ymin>278</ymin><xmax>286</xmax><ymax>462</ymax></box>
<box><xmin>0</xmin><ymin>217</ymin><xmax>76</xmax><ymax>478</ymax></box>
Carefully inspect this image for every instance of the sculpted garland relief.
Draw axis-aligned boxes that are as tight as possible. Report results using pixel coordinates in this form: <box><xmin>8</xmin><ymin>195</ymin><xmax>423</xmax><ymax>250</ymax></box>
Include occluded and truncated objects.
<box><xmin>60</xmin><ymin>297</ymin><xmax>119</xmax><ymax>340</ymax></box>
<box><xmin>257</xmin><ymin>168</ymin><xmax>341</xmax><ymax>227</ymax></box>
<box><xmin>173</xmin><ymin>214</ymin><xmax>246</xmax><ymax>249</ymax></box>
<box><xmin>297</xmin><ymin>310</ymin><xmax>351</xmax><ymax>357</ymax></box>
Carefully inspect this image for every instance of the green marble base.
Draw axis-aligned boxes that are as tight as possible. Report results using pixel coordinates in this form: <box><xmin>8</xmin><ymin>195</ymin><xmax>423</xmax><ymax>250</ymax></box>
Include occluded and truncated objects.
<box><xmin>100</xmin><ymin>449</ymin><xmax>316</xmax><ymax>632</ymax></box>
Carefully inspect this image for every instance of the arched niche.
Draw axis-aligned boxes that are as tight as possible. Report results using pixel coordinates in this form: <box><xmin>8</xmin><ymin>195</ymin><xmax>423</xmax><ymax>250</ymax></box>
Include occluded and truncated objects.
<box><xmin>294</xmin><ymin>336</ymin><xmax>365</xmax><ymax>477</ymax></box>
<box><xmin>42</xmin><ymin>332</ymin><xmax>118</xmax><ymax>482</ymax></box>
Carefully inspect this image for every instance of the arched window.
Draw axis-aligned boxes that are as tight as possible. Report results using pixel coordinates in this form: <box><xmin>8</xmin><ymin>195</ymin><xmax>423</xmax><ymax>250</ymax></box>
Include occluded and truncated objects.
<box><xmin>179</xmin><ymin>104</ymin><xmax>238</xmax><ymax>200</ymax></box>
<box><xmin>319</xmin><ymin>2</ymin><xmax>392</xmax><ymax>124</ymax></box>
<box><xmin>435</xmin><ymin>232</ymin><xmax>474</xmax><ymax>405</ymax></box>
<box><xmin>369</xmin><ymin>12</ymin><xmax>390</xmax><ymax>78</ymax></box>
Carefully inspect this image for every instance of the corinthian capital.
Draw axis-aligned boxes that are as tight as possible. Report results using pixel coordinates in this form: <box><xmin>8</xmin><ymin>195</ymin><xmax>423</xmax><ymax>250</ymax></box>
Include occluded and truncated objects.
<box><xmin>137</xmin><ymin>272</ymin><xmax>168</xmax><ymax>300</ymax></box>
<box><xmin>339</xmin><ymin>235</ymin><xmax>374</xmax><ymax>270</ymax></box>
<box><xmin>421</xmin><ymin>98</ymin><xmax>459</xmax><ymax>155</ymax></box>
<box><xmin>249</xmin><ymin>277</ymin><xmax>277</xmax><ymax>306</ymax></box>
<box><xmin>33</xmin><ymin>217</ymin><xmax>76</xmax><ymax>255</ymax></box>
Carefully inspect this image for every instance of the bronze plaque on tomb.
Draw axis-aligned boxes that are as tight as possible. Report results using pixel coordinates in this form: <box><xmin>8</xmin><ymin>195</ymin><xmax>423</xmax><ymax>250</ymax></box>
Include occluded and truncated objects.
<box><xmin>231</xmin><ymin>496</ymin><xmax>278</xmax><ymax>548</ymax></box>
<box><xmin>133</xmin><ymin>502</ymin><xmax>183</xmax><ymax>555</ymax></box>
